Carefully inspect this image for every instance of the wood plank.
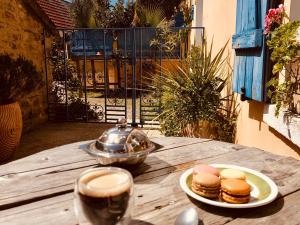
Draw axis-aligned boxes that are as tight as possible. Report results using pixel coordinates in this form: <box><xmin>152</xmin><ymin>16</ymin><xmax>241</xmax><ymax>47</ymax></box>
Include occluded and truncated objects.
<box><xmin>248</xmin><ymin>0</ymin><xmax>257</xmax><ymax>30</ymax></box>
<box><xmin>235</xmin><ymin>0</ymin><xmax>243</xmax><ymax>33</ymax></box>
<box><xmin>0</xmin><ymin>140</ymin><xmax>238</xmax><ymax>210</ymax></box>
<box><xmin>238</xmin><ymin>50</ymin><xmax>246</xmax><ymax>95</ymax></box>
<box><xmin>226</xmin><ymin>191</ymin><xmax>300</xmax><ymax>225</ymax></box>
<box><xmin>0</xmin><ymin>194</ymin><xmax>76</xmax><ymax>225</ymax></box>
<box><xmin>245</xmin><ymin>53</ymin><xmax>254</xmax><ymax>98</ymax></box>
<box><xmin>251</xmin><ymin>0</ymin><xmax>269</xmax><ymax>102</ymax></box>
<box><xmin>232</xmin><ymin>29</ymin><xmax>262</xmax><ymax>49</ymax></box>
<box><xmin>0</xmin><ymin>137</ymin><xmax>209</xmax><ymax>176</ymax></box>
<box><xmin>0</xmin><ymin>141</ymin><xmax>92</xmax><ymax>176</ymax></box>
<box><xmin>1</xmin><ymin>147</ymin><xmax>300</xmax><ymax>225</ymax></box>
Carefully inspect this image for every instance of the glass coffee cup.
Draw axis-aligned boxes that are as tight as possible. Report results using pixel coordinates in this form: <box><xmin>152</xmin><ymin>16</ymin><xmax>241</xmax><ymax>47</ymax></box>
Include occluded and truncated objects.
<box><xmin>74</xmin><ymin>167</ymin><xmax>134</xmax><ymax>225</ymax></box>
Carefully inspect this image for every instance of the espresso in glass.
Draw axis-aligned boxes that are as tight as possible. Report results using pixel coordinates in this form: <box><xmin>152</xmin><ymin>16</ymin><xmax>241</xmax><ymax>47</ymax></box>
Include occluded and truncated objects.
<box><xmin>75</xmin><ymin>168</ymin><xmax>133</xmax><ymax>225</ymax></box>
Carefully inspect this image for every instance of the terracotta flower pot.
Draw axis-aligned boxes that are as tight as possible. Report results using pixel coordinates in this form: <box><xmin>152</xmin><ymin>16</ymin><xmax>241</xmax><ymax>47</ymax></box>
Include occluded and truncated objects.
<box><xmin>0</xmin><ymin>102</ymin><xmax>22</xmax><ymax>162</ymax></box>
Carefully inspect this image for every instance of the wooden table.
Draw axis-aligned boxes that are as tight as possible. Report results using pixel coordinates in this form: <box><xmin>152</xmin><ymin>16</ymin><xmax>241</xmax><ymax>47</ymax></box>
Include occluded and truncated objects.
<box><xmin>1</xmin><ymin>137</ymin><xmax>300</xmax><ymax>225</ymax></box>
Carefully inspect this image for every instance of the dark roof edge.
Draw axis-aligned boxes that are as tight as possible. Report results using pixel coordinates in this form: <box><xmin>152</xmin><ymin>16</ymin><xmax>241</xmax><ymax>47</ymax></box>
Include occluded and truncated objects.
<box><xmin>22</xmin><ymin>0</ymin><xmax>57</xmax><ymax>35</ymax></box>
<box><xmin>22</xmin><ymin>0</ymin><xmax>74</xmax><ymax>35</ymax></box>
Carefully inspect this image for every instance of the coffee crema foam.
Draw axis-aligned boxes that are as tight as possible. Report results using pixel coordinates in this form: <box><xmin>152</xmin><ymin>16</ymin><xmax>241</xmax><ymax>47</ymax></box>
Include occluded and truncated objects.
<box><xmin>79</xmin><ymin>170</ymin><xmax>131</xmax><ymax>198</ymax></box>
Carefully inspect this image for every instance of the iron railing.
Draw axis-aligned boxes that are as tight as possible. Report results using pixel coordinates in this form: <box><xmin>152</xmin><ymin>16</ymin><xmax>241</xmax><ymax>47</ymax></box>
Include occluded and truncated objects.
<box><xmin>44</xmin><ymin>27</ymin><xmax>205</xmax><ymax>126</ymax></box>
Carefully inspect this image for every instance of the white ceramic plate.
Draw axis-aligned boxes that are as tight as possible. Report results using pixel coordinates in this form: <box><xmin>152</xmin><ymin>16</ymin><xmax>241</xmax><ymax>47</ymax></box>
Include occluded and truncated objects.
<box><xmin>180</xmin><ymin>164</ymin><xmax>278</xmax><ymax>208</ymax></box>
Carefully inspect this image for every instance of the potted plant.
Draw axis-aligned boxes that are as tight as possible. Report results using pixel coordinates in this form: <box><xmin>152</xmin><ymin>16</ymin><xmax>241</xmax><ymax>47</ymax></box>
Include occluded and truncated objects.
<box><xmin>150</xmin><ymin>41</ymin><xmax>238</xmax><ymax>143</ymax></box>
<box><xmin>0</xmin><ymin>54</ymin><xmax>42</xmax><ymax>161</ymax></box>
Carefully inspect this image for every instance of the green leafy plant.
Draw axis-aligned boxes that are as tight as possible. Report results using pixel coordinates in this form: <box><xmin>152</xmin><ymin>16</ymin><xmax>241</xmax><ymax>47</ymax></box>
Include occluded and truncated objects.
<box><xmin>49</xmin><ymin>42</ymin><xmax>76</xmax><ymax>81</ymax></box>
<box><xmin>110</xmin><ymin>0</ymin><xmax>135</xmax><ymax>28</ymax></box>
<box><xmin>71</xmin><ymin>0</ymin><xmax>98</xmax><ymax>28</ymax></box>
<box><xmin>49</xmin><ymin>42</ymin><xmax>100</xmax><ymax>121</ymax></box>
<box><xmin>178</xmin><ymin>1</ymin><xmax>193</xmax><ymax>26</ymax></box>
<box><xmin>150</xmin><ymin>20</ymin><xmax>180</xmax><ymax>52</ymax></box>
<box><xmin>132</xmin><ymin>3</ymin><xmax>165</xmax><ymax>27</ymax></box>
<box><xmin>67</xmin><ymin>95</ymin><xmax>101</xmax><ymax>120</ymax></box>
<box><xmin>51</xmin><ymin>85</ymin><xmax>101</xmax><ymax>120</ymax></box>
<box><xmin>267</xmin><ymin>21</ymin><xmax>300</xmax><ymax>74</ymax></box>
<box><xmin>135</xmin><ymin>0</ymin><xmax>183</xmax><ymax>20</ymax></box>
<box><xmin>0</xmin><ymin>54</ymin><xmax>42</xmax><ymax>105</ymax></box>
<box><xmin>72</xmin><ymin>0</ymin><xmax>183</xmax><ymax>28</ymax></box>
<box><xmin>149</xmin><ymin>41</ymin><xmax>237</xmax><ymax>142</ymax></box>
<box><xmin>265</xmin><ymin>5</ymin><xmax>300</xmax><ymax>116</ymax></box>
<box><xmin>94</xmin><ymin>0</ymin><xmax>134</xmax><ymax>28</ymax></box>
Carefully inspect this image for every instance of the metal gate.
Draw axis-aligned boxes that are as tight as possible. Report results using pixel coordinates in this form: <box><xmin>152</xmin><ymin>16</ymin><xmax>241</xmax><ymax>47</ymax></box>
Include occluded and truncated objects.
<box><xmin>44</xmin><ymin>27</ymin><xmax>204</xmax><ymax>126</ymax></box>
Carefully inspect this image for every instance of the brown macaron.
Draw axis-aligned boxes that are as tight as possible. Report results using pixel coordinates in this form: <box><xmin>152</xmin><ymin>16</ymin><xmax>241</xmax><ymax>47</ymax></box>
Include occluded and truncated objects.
<box><xmin>192</xmin><ymin>172</ymin><xmax>221</xmax><ymax>199</ymax></box>
<box><xmin>221</xmin><ymin>179</ymin><xmax>251</xmax><ymax>204</ymax></box>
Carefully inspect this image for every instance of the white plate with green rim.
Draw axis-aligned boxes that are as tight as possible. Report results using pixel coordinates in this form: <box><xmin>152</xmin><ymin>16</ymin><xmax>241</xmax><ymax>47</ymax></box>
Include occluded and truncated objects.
<box><xmin>180</xmin><ymin>164</ymin><xmax>278</xmax><ymax>208</ymax></box>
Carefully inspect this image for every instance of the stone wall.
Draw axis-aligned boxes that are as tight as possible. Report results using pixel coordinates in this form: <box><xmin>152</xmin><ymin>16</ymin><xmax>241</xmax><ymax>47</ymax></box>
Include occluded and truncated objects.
<box><xmin>0</xmin><ymin>0</ymin><xmax>51</xmax><ymax>131</ymax></box>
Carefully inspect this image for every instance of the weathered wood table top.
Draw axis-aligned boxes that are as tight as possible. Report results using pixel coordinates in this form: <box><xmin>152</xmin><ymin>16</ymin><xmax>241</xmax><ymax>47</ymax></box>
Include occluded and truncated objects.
<box><xmin>1</xmin><ymin>137</ymin><xmax>300</xmax><ymax>225</ymax></box>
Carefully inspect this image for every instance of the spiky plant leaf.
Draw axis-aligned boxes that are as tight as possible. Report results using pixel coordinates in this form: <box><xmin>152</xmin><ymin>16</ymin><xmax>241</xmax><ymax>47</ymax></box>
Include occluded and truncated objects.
<box><xmin>148</xmin><ymin>40</ymin><xmax>237</xmax><ymax>142</ymax></box>
<box><xmin>136</xmin><ymin>3</ymin><xmax>165</xmax><ymax>27</ymax></box>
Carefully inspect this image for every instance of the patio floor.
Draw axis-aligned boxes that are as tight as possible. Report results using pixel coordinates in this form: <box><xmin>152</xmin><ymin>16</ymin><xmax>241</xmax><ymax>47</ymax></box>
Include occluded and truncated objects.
<box><xmin>12</xmin><ymin>122</ymin><xmax>163</xmax><ymax>161</ymax></box>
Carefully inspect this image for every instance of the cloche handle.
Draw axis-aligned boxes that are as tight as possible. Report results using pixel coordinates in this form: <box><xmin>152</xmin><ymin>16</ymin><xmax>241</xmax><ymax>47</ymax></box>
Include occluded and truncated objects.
<box><xmin>117</xmin><ymin>118</ymin><xmax>127</xmax><ymax>129</ymax></box>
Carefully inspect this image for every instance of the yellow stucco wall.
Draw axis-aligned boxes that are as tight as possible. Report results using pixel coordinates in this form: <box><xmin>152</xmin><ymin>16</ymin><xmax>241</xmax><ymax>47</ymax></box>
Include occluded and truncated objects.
<box><xmin>193</xmin><ymin>0</ymin><xmax>300</xmax><ymax>159</ymax></box>
<box><xmin>0</xmin><ymin>0</ymin><xmax>50</xmax><ymax>131</ymax></box>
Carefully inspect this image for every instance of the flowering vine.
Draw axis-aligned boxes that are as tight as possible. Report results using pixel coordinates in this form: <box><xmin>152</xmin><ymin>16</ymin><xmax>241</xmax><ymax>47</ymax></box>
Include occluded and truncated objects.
<box><xmin>264</xmin><ymin>4</ymin><xmax>286</xmax><ymax>35</ymax></box>
<box><xmin>265</xmin><ymin>4</ymin><xmax>300</xmax><ymax>116</ymax></box>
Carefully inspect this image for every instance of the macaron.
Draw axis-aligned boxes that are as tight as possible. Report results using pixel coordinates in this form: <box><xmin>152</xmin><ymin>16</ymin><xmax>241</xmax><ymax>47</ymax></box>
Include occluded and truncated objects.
<box><xmin>221</xmin><ymin>179</ymin><xmax>251</xmax><ymax>204</ymax></box>
<box><xmin>193</xmin><ymin>164</ymin><xmax>220</xmax><ymax>177</ymax></box>
<box><xmin>220</xmin><ymin>169</ymin><xmax>246</xmax><ymax>180</ymax></box>
<box><xmin>192</xmin><ymin>172</ymin><xmax>221</xmax><ymax>199</ymax></box>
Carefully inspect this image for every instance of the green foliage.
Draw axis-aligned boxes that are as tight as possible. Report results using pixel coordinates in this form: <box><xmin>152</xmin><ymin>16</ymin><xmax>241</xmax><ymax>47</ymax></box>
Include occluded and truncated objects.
<box><xmin>178</xmin><ymin>1</ymin><xmax>193</xmax><ymax>26</ymax></box>
<box><xmin>135</xmin><ymin>4</ymin><xmax>165</xmax><ymax>27</ymax></box>
<box><xmin>71</xmin><ymin>0</ymin><xmax>98</xmax><ymax>28</ymax></box>
<box><xmin>132</xmin><ymin>0</ymin><xmax>184</xmax><ymax>27</ymax></box>
<box><xmin>94</xmin><ymin>0</ymin><xmax>110</xmax><ymax>28</ymax></box>
<box><xmin>150</xmin><ymin>20</ymin><xmax>179</xmax><ymax>52</ymax></box>
<box><xmin>110</xmin><ymin>0</ymin><xmax>135</xmax><ymax>28</ymax></box>
<box><xmin>72</xmin><ymin>0</ymin><xmax>182</xmax><ymax>28</ymax></box>
<box><xmin>72</xmin><ymin>0</ymin><xmax>134</xmax><ymax>28</ymax></box>
<box><xmin>267</xmin><ymin>21</ymin><xmax>300</xmax><ymax>74</ymax></box>
<box><xmin>0</xmin><ymin>54</ymin><xmax>42</xmax><ymax>104</ymax></box>
<box><xmin>266</xmin><ymin>21</ymin><xmax>300</xmax><ymax>116</ymax></box>
<box><xmin>94</xmin><ymin>0</ymin><xmax>134</xmax><ymax>28</ymax></box>
<box><xmin>150</xmin><ymin>41</ymin><xmax>237</xmax><ymax>142</ymax></box>
<box><xmin>135</xmin><ymin>0</ymin><xmax>183</xmax><ymax>20</ymax></box>
<box><xmin>49</xmin><ymin>42</ymin><xmax>76</xmax><ymax>81</ymax></box>
<box><xmin>50</xmin><ymin>42</ymin><xmax>99</xmax><ymax>121</ymax></box>
<box><xmin>51</xmin><ymin>87</ymin><xmax>100</xmax><ymax>120</ymax></box>
<box><xmin>67</xmin><ymin>96</ymin><xmax>100</xmax><ymax>120</ymax></box>
<box><xmin>267</xmin><ymin>77</ymin><xmax>293</xmax><ymax>116</ymax></box>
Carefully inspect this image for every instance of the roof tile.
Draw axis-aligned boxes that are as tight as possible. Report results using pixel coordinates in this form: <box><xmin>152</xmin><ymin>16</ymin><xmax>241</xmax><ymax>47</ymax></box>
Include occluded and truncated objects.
<box><xmin>36</xmin><ymin>0</ymin><xmax>74</xmax><ymax>29</ymax></box>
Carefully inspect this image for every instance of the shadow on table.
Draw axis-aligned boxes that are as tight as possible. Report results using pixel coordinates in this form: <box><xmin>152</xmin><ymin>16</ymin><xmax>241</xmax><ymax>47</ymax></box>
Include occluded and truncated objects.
<box><xmin>188</xmin><ymin>192</ymin><xmax>285</xmax><ymax>219</ymax></box>
<box><xmin>130</xmin><ymin>219</ymin><xmax>154</xmax><ymax>225</ymax></box>
<box><xmin>132</xmin><ymin>142</ymin><xmax>175</xmax><ymax>184</ymax></box>
<box><xmin>133</xmin><ymin>154</ymin><xmax>176</xmax><ymax>184</ymax></box>
<box><xmin>86</xmin><ymin>142</ymin><xmax>174</xmax><ymax>184</ymax></box>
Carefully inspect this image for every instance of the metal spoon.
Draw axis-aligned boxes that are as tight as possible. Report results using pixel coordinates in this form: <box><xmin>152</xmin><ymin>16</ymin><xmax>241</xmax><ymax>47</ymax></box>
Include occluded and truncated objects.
<box><xmin>174</xmin><ymin>207</ymin><xmax>199</xmax><ymax>225</ymax></box>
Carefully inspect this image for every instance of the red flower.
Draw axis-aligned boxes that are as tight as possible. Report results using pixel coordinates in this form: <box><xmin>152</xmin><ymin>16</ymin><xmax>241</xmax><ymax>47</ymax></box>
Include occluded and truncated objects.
<box><xmin>264</xmin><ymin>4</ymin><xmax>285</xmax><ymax>35</ymax></box>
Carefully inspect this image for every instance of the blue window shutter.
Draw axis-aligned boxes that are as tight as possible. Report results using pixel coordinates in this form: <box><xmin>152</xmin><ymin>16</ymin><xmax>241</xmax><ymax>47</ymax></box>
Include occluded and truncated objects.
<box><xmin>232</xmin><ymin>0</ymin><xmax>269</xmax><ymax>102</ymax></box>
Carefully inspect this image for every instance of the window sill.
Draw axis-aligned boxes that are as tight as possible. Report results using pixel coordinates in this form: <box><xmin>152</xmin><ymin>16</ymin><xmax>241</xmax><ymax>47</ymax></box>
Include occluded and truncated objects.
<box><xmin>263</xmin><ymin>104</ymin><xmax>300</xmax><ymax>147</ymax></box>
